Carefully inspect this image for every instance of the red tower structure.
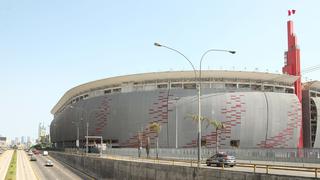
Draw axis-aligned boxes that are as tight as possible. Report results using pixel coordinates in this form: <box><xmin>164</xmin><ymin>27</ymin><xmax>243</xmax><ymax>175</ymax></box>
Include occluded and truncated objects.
<box><xmin>282</xmin><ymin>20</ymin><xmax>303</xmax><ymax>148</ymax></box>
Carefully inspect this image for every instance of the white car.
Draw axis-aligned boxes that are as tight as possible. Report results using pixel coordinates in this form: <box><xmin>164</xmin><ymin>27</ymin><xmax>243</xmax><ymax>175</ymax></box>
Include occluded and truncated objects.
<box><xmin>45</xmin><ymin>160</ymin><xmax>53</xmax><ymax>167</ymax></box>
<box><xmin>43</xmin><ymin>151</ymin><xmax>48</xmax><ymax>156</ymax></box>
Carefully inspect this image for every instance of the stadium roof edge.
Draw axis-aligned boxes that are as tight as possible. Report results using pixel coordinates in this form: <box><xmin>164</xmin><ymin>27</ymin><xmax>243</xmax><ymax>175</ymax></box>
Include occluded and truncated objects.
<box><xmin>51</xmin><ymin>70</ymin><xmax>299</xmax><ymax>115</ymax></box>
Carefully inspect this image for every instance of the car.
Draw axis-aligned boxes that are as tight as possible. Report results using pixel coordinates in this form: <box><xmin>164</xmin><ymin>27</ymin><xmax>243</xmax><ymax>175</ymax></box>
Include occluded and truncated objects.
<box><xmin>45</xmin><ymin>160</ymin><xmax>53</xmax><ymax>167</ymax></box>
<box><xmin>33</xmin><ymin>150</ymin><xmax>40</xmax><ymax>155</ymax></box>
<box><xmin>28</xmin><ymin>151</ymin><xmax>33</xmax><ymax>156</ymax></box>
<box><xmin>43</xmin><ymin>151</ymin><xmax>48</xmax><ymax>156</ymax></box>
<box><xmin>30</xmin><ymin>155</ymin><xmax>37</xmax><ymax>161</ymax></box>
<box><xmin>206</xmin><ymin>152</ymin><xmax>236</xmax><ymax>167</ymax></box>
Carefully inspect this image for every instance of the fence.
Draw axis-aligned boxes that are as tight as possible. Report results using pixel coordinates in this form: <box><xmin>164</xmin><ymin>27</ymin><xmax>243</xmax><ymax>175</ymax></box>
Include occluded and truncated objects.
<box><xmin>103</xmin><ymin>148</ymin><xmax>320</xmax><ymax>163</ymax></box>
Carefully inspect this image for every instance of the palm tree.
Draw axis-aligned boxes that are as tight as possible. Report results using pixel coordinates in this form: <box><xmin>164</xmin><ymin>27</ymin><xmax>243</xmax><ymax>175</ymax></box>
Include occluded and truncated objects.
<box><xmin>149</xmin><ymin>122</ymin><xmax>161</xmax><ymax>159</ymax></box>
<box><xmin>185</xmin><ymin>114</ymin><xmax>208</xmax><ymax>147</ymax></box>
<box><xmin>185</xmin><ymin>114</ymin><xmax>225</xmax><ymax>153</ymax></box>
<box><xmin>206</xmin><ymin>119</ymin><xmax>225</xmax><ymax>153</ymax></box>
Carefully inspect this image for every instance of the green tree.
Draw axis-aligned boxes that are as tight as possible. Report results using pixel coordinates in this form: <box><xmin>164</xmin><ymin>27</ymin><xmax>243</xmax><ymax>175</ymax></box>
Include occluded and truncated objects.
<box><xmin>185</xmin><ymin>114</ymin><xmax>225</xmax><ymax>153</ymax></box>
<box><xmin>149</xmin><ymin>122</ymin><xmax>161</xmax><ymax>159</ymax></box>
<box><xmin>205</xmin><ymin>119</ymin><xmax>225</xmax><ymax>153</ymax></box>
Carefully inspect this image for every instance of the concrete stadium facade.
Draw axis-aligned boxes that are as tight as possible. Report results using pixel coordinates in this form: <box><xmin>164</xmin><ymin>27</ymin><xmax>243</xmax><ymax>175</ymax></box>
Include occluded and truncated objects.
<box><xmin>302</xmin><ymin>81</ymin><xmax>320</xmax><ymax>148</ymax></box>
<box><xmin>50</xmin><ymin>70</ymin><xmax>303</xmax><ymax>149</ymax></box>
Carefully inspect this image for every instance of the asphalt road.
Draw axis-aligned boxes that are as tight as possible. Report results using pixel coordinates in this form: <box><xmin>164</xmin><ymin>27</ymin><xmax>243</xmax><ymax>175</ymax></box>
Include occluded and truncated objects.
<box><xmin>104</xmin><ymin>154</ymin><xmax>319</xmax><ymax>178</ymax></box>
<box><xmin>0</xmin><ymin>150</ymin><xmax>13</xmax><ymax>180</ymax></box>
<box><xmin>16</xmin><ymin>150</ymin><xmax>37</xmax><ymax>180</ymax></box>
<box><xmin>29</xmin><ymin>152</ymin><xmax>86</xmax><ymax>180</ymax></box>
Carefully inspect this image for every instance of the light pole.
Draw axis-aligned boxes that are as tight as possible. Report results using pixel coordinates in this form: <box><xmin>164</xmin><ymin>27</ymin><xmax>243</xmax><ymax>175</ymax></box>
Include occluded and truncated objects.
<box><xmin>70</xmin><ymin>105</ymin><xmax>95</xmax><ymax>155</ymax></box>
<box><xmin>86</xmin><ymin>122</ymin><xmax>89</xmax><ymax>155</ymax></box>
<box><xmin>154</xmin><ymin>42</ymin><xmax>235</xmax><ymax>167</ymax></box>
<box><xmin>71</xmin><ymin>121</ymin><xmax>80</xmax><ymax>150</ymax></box>
<box><xmin>172</xmin><ymin>97</ymin><xmax>180</xmax><ymax>149</ymax></box>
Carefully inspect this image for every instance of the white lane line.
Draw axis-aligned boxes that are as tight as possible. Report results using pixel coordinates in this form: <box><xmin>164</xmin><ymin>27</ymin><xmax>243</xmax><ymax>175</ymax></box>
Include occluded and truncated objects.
<box><xmin>20</xmin><ymin>151</ymin><xmax>38</xmax><ymax>180</ymax></box>
<box><xmin>16</xmin><ymin>150</ymin><xmax>23</xmax><ymax>180</ymax></box>
<box><xmin>46</xmin><ymin>156</ymin><xmax>82</xmax><ymax>180</ymax></box>
<box><xmin>29</xmin><ymin>156</ymin><xmax>46</xmax><ymax>180</ymax></box>
<box><xmin>50</xmin><ymin>155</ymin><xmax>95</xmax><ymax>180</ymax></box>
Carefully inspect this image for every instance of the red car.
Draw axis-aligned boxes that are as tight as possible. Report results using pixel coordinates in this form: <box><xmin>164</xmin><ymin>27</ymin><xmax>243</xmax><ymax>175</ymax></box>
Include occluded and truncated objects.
<box><xmin>32</xmin><ymin>150</ymin><xmax>40</xmax><ymax>155</ymax></box>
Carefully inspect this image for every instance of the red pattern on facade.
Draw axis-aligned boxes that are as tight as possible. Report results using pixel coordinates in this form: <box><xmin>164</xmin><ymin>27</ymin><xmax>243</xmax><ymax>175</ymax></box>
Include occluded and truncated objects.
<box><xmin>95</xmin><ymin>96</ymin><xmax>111</xmax><ymax>135</ymax></box>
<box><xmin>256</xmin><ymin>97</ymin><xmax>302</xmax><ymax>148</ymax></box>
<box><xmin>120</xmin><ymin>91</ymin><xmax>170</xmax><ymax>147</ymax></box>
<box><xmin>183</xmin><ymin>93</ymin><xmax>245</xmax><ymax>148</ymax></box>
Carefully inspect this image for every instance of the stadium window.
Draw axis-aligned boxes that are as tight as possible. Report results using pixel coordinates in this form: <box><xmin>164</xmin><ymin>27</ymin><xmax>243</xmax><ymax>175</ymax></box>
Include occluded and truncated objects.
<box><xmin>225</xmin><ymin>83</ymin><xmax>237</xmax><ymax>89</ymax></box>
<box><xmin>104</xmin><ymin>89</ymin><xmax>111</xmax><ymax>94</ymax></box>
<box><xmin>133</xmin><ymin>85</ymin><xmax>143</xmax><ymax>91</ymax></box>
<box><xmin>285</xmin><ymin>88</ymin><xmax>294</xmax><ymax>94</ymax></box>
<box><xmin>80</xmin><ymin>96</ymin><xmax>83</xmax><ymax>100</ymax></box>
<box><xmin>238</xmin><ymin>84</ymin><xmax>250</xmax><ymax>89</ymax></box>
<box><xmin>211</xmin><ymin>83</ymin><xmax>224</xmax><ymax>89</ymax></box>
<box><xmin>157</xmin><ymin>84</ymin><xmax>168</xmax><ymax>89</ymax></box>
<box><xmin>76</xmin><ymin>97</ymin><xmax>79</xmax><ymax>102</ymax></box>
<box><xmin>84</xmin><ymin>94</ymin><xmax>89</xmax><ymax>98</ymax></box>
<box><xmin>251</xmin><ymin>84</ymin><xmax>261</xmax><ymax>91</ymax></box>
<box><xmin>201</xmin><ymin>83</ymin><xmax>210</xmax><ymax>88</ymax></box>
<box><xmin>264</xmin><ymin>85</ymin><xmax>274</xmax><ymax>92</ymax></box>
<box><xmin>230</xmin><ymin>140</ymin><xmax>240</xmax><ymax>148</ymax></box>
<box><xmin>274</xmin><ymin>86</ymin><xmax>285</xmax><ymax>92</ymax></box>
<box><xmin>113</xmin><ymin>88</ymin><xmax>121</xmax><ymax>93</ymax></box>
<box><xmin>201</xmin><ymin>139</ymin><xmax>206</xmax><ymax>147</ymax></box>
<box><xmin>183</xmin><ymin>83</ymin><xmax>196</xmax><ymax>89</ymax></box>
<box><xmin>171</xmin><ymin>83</ymin><xmax>182</xmax><ymax>89</ymax></box>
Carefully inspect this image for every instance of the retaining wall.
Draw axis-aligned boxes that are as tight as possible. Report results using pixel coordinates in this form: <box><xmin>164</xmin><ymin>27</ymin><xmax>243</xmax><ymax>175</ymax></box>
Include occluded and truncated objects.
<box><xmin>50</xmin><ymin>152</ymin><xmax>316</xmax><ymax>180</ymax></box>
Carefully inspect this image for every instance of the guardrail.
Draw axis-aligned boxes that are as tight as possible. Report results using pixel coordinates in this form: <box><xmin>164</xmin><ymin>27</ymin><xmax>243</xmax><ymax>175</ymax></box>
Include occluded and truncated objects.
<box><xmin>102</xmin><ymin>148</ymin><xmax>320</xmax><ymax>163</ymax></box>
<box><xmin>235</xmin><ymin>162</ymin><xmax>320</xmax><ymax>178</ymax></box>
<box><xmin>56</xmin><ymin>150</ymin><xmax>320</xmax><ymax>178</ymax></box>
<box><xmin>61</xmin><ymin>147</ymin><xmax>320</xmax><ymax>163</ymax></box>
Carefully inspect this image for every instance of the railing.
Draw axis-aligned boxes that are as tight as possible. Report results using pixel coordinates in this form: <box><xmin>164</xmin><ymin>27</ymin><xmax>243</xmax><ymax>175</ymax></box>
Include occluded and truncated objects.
<box><xmin>102</xmin><ymin>148</ymin><xmax>320</xmax><ymax>163</ymax></box>
<box><xmin>54</xmin><ymin>149</ymin><xmax>320</xmax><ymax>178</ymax></box>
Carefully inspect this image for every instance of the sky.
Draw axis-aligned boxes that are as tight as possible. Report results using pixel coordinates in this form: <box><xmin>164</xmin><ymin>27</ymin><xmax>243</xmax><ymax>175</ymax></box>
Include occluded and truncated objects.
<box><xmin>0</xmin><ymin>0</ymin><xmax>319</xmax><ymax>140</ymax></box>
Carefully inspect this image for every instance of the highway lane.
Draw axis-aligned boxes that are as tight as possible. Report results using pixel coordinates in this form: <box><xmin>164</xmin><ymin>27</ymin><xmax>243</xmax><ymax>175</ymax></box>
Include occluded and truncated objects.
<box><xmin>16</xmin><ymin>150</ymin><xmax>37</xmax><ymax>180</ymax></box>
<box><xmin>104</xmin><ymin>154</ymin><xmax>320</xmax><ymax>178</ymax></box>
<box><xmin>30</xmin><ymin>153</ymin><xmax>84</xmax><ymax>180</ymax></box>
<box><xmin>0</xmin><ymin>150</ymin><xmax>13</xmax><ymax>180</ymax></box>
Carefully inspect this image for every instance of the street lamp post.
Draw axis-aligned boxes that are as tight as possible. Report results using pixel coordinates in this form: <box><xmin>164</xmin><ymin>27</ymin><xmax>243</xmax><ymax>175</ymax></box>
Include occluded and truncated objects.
<box><xmin>154</xmin><ymin>42</ymin><xmax>235</xmax><ymax>167</ymax></box>
<box><xmin>70</xmin><ymin>105</ymin><xmax>95</xmax><ymax>156</ymax></box>
<box><xmin>86</xmin><ymin>122</ymin><xmax>89</xmax><ymax>155</ymax></box>
<box><xmin>71</xmin><ymin>121</ymin><xmax>80</xmax><ymax>151</ymax></box>
<box><xmin>172</xmin><ymin>97</ymin><xmax>180</xmax><ymax>149</ymax></box>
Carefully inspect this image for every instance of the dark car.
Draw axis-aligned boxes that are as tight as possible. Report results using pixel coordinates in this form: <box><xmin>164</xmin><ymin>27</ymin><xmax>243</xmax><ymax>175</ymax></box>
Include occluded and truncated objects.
<box><xmin>206</xmin><ymin>152</ymin><xmax>236</xmax><ymax>167</ymax></box>
<box><xmin>30</xmin><ymin>155</ymin><xmax>37</xmax><ymax>161</ymax></box>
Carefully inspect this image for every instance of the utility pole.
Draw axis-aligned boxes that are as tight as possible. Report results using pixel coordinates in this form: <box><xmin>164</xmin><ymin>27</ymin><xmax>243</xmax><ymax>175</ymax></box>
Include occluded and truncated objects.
<box><xmin>86</xmin><ymin>122</ymin><xmax>89</xmax><ymax>155</ymax></box>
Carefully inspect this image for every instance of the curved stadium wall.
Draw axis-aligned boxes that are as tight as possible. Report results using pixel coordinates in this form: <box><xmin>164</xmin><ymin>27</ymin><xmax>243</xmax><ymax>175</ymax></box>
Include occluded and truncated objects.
<box><xmin>50</xmin><ymin>71</ymin><xmax>302</xmax><ymax>149</ymax></box>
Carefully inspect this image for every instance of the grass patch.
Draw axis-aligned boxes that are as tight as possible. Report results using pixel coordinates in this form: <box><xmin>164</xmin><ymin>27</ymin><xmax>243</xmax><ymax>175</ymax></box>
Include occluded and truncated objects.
<box><xmin>5</xmin><ymin>150</ymin><xmax>17</xmax><ymax>180</ymax></box>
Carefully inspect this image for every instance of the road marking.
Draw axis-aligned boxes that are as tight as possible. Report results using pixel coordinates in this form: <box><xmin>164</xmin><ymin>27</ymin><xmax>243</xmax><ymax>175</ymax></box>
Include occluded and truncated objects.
<box><xmin>22</xmin><ymin>151</ymin><xmax>40</xmax><ymax>180</ymax></box>
<box><xmin>49</xmin><ymin>155</ymin><xmax>95</xmax><ymax>180</ymax></box>
<box><xmin>0</xmin><ymin>150</ymin><xmax>13</xmax><ymax>180</ymax></box>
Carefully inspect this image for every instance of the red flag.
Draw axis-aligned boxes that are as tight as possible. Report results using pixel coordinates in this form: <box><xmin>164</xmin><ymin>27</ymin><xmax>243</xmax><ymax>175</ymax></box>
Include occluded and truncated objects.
<box><xmin>288</xmin><ymin>9</ymin><xmax>296</xmax><ymax>16</ymax></box>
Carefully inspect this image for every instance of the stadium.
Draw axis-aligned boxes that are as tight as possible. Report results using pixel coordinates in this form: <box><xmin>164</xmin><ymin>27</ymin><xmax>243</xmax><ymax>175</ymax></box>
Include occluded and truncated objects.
<box><xmin>50</xmin><ymin>20</ymin><xmax>320</xmax><ymax>150</ymax></box>
<box><xmin>50</xmin><ymin>70</ymin><xmax>303</xmax><ymax>149</ymax></box>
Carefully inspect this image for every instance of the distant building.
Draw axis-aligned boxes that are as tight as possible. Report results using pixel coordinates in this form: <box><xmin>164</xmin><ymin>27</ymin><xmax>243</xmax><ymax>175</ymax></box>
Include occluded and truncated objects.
<box><xmin>14</xmin><ymin>137</ymin><xmax>19</xmax><ymax>145</ymax></box>
<box><xmin>21</xmin><ymin>136</ymin><xmax>25</xmax><ymax>145</ymax></box>
<box><xmin>38</xmin><ymin>123</ymin><xmax>46</xmax><ymax>143</ymax></box>
<box><xmin>0</xmin><ymin>136</ymin><xmax>7</xmax><ymax>148</ymax></box>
